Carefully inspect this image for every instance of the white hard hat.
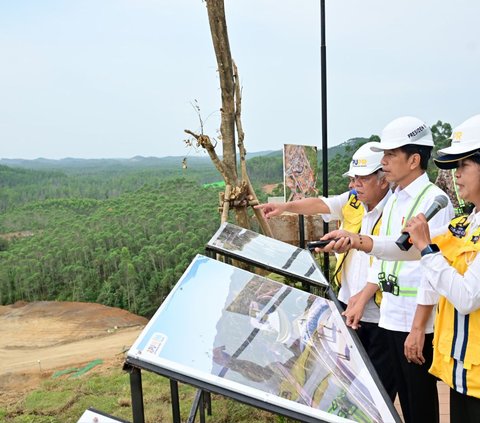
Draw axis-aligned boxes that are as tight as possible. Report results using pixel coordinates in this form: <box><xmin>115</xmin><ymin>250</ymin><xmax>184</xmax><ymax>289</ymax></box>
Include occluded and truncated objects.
<box><xmin>434</xmin><ymin>114</ymin><xmax>480</xmax><ymax>169</ymax></box>
<box><xmin>371</xmin><ymin>116</ymin><xmax>433</xmax><ymax>152</ymax></box>
<box><xmin>343</xmin><ymin>142</ymin><xmax>384</xmax><ymax>177</ymax></box>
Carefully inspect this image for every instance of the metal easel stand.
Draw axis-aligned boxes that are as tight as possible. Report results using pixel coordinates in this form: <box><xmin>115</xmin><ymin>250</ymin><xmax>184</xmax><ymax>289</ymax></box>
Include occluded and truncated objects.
<box><xmin>187</xmin><ymin>389</ymin><xmax>212</xmax><ymax>423</ymax></box>
<box><xmin>124</xmin><ymin>364</ymin><xmax>145</xmax><ymax>423</ymax></box>
<box><xmin>124</xmin><ymin>363</ymin><xmax>212</xmax><ymax>423</ymax></box>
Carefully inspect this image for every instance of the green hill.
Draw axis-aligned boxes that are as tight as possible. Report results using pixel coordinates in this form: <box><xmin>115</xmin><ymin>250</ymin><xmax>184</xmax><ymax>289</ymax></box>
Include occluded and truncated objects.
<box><xmin>0</xmin><ymin>178</ymin><xmax>222</xmax><ymax>317</ymax></box>
<box><xmin>0</xmin><ymin>139</ymin><xmax>369</xmax><ymax>315</ymax></box>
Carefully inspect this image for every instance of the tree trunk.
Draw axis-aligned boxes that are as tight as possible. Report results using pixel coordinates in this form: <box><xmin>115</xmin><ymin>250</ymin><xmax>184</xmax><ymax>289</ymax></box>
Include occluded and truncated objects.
<box><xmin>184</xmin><ymin>0</ymin><xmax>272</xmax><ymax>237</ymax></box>
<box><xmin>206</xmin><ymin>0</ymin><xmax>237</xmax><ymax>185</ymax></box>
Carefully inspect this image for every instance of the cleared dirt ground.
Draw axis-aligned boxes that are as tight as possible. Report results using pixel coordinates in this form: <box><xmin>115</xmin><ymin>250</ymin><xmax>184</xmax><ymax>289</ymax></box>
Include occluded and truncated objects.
<box><xmin>0</xmin><ymin>301</ymin><xmax>147</xmax><ymax>405</ymax></box>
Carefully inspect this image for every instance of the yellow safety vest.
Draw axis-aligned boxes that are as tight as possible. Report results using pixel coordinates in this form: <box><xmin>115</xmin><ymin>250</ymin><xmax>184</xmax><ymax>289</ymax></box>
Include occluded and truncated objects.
<box><xmin>333</xmin><ymin>193</ymin><xmax>382</xmax><ymax>306</ymax></box>
<box><xmin>430</xmin><ymin>215</ymin><xmax>480</xmax><ymax>398</ymax></box>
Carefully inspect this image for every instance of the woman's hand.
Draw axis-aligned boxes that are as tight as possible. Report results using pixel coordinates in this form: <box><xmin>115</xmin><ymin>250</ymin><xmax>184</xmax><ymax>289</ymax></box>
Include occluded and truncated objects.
<box><xmin>403</xmin><ymin>213</ymin><xmax>431</xmax><ymax>252</ymax></box>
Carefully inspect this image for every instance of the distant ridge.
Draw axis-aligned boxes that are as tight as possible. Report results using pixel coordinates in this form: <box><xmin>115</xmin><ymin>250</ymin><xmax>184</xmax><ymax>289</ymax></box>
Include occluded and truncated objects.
<box><xmin>0</xmin><ymin>140</ymin><xmax>368</xmax><ymax>170</ymax></box>
<box><xmin>0</xmin><ymin>150</ymin><xmax>276</xmax><ymax>169</ymax></box>
<box><xmin>0</xmin><ymin>156</ymin><xmax>213</xmax><ymax>170</ymax></box>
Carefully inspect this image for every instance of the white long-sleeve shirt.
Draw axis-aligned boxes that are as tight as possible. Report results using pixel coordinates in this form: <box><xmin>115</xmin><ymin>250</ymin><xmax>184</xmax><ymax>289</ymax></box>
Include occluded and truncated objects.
<box><xmin>366</xmin><ymin>173</ymin><xmax>454</xmax><ymax>333</ymax></box>
<box><xmin>371</xmin><ymin>209</ymin><xmax>480</xmax><ymax>316</ymax></box>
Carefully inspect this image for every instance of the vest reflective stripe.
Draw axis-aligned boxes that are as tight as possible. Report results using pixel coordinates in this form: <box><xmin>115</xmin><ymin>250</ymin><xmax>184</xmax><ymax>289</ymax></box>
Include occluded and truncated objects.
<box><xmin>397</xmin><ymin>287</ymin><xmax>418</xmax><ymax>297</ymax></box>
<box><xmin>429</xmin><ymin>217</ymin><xmax>480</xmax><ymax>398</ymax></box>
<box><xmin>453</xmin><ymin>360</ymin><xmax>467</xmax><ymax>395</ymax></box>
<box><xmin>451</xmin><ymin>313</ymin><xmax>469</xmax><ymax>363</ymax></box>
<box><xmin>452</xmin><ymin>169</ymin><xmax>466</xmax><ymax>216</ymax></box>
<box><xmin>379</xmin><ymin>183</ymin><xmax>434</xmax><ymax>296</ymax></box>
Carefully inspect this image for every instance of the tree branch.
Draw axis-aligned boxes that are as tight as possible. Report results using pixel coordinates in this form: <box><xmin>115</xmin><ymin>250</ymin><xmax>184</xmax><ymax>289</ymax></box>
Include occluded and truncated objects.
<box><xmin>184</xmin><ymin>129</ymin><xmax>229</xmax><ymax>180</ymax></box>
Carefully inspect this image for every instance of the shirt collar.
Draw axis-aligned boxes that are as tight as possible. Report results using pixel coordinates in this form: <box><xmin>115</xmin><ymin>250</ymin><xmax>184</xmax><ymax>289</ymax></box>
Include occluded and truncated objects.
<box><xmin>468</xmin><ymin>208</ymin><xmax>480</xmax><ymax>232</ymax></box>
<box><xmin>361</xmin><ymin>189</ymin><xmax>392</xmax><ymax>214</ymax></box>
<box><xmin>394</xmin><ymin>172</ymin><xmax>430</xmax><ymax>199</ymax></box>
<box><xmin>373</xmin><ymin>189</ymin><xmax>392</xmax><ymax>214</ymax></box>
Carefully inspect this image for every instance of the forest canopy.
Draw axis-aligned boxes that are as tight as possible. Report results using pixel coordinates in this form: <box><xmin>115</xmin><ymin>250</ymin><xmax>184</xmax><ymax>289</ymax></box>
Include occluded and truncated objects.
<box><xmin>0</xmin><ymin>122</ymin><xmax>450</xmax><ymax>317</ymax></box>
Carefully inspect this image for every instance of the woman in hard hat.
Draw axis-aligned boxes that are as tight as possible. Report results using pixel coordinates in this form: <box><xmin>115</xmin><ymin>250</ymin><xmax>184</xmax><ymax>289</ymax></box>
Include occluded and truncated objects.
<box><xmin>404</xmin><ymin>114</ymin><xmax>480</xmax><ymax>423</ymax></box>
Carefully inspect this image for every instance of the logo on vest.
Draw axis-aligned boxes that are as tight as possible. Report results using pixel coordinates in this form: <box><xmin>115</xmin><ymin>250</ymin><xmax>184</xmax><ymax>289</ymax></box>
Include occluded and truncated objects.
<box><xmin>449</xmin><ymin>223</ymin><xmax>468</xmax><ymax>238</ymax></box>
<box><xmin>349</xmin><ymin>195</ymin><xmax>361</xmax><ymax>209</ymax></box>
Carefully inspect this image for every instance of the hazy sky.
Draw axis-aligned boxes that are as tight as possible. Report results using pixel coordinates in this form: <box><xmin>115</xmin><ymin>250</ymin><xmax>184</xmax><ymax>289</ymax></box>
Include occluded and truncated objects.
<box><xmin>1</xmin><ymin>0</ymin><xmax>479</xmax><ymax>160</ymax></box>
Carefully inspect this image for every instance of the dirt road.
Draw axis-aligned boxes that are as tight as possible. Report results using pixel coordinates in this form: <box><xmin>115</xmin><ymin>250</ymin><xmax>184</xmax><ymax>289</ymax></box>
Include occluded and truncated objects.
<box><xmin>0</xmin><ymin>301</ymin><xmax>148</xmax><ymax>399</ymax></box>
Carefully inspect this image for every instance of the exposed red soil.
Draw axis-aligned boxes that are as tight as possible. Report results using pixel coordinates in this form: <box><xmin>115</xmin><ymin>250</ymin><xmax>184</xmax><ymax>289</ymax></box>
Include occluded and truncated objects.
<box><xmin>0</xmin><ymin>301</ymin><xmax>147</xmax><ymax>405</ymax></box>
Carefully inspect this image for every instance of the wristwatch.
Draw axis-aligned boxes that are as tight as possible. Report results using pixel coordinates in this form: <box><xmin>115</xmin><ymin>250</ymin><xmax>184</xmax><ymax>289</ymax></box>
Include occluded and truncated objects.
<box><xmin>420</xmin><ymin>244</ymin><xmax>440</xmax><ymax>257</ymax></box>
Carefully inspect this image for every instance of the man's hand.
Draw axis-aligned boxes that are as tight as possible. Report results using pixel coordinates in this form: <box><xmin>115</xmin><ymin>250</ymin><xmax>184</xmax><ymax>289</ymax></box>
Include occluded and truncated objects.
<box><xmin>254</xmin><ymin>203</ymin><xmax>286</xmax><ymax>219</ymax></box>
<box><xmin>316</xmin><ymin>229</ymin><xmax>373</xmax><ymax>254</ymax></box>
<box><xmin>341</xmin><ymin>291</ymin><xmax>363</xmax><ymax>328</ymax></box>
<box><xmin>316</xmin><ymin>230</ymin><xmax>355</xmax><ymax>254</ymax></box>
<box><xmin>342</xmin><ymin>299</ymin><xmax>365</xmax><ymax>330</ymax></box>
<box><xmin>404</xmin><ymin>304</ymin><xmax>433</xmax><ymax>365</ymax></box>
<box><xmin>255</xmin><ymin>197</ymin><xmax>330</xmax><ymax>219</ymax></box>
<box><xmin>347</xmin><ymin>291</ymin><xmax>362</xmax><ymax>308</ymax></box>
<box><xmin>404</xmin><ymin>328</ymin><xmax>426</xmax><ymax>365</ymax></box>
<box><xmin>341</xmin><ymin>283</ymin><xmax>379</xmax><ymax>329</ymax></box>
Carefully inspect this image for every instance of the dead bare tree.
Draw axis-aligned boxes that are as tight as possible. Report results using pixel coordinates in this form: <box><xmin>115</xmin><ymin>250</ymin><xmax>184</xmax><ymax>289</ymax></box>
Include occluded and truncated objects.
<box><xmin>184</xmin><ymin>0</ymin><xmax>272</xmax><ymax>237</ymax></box>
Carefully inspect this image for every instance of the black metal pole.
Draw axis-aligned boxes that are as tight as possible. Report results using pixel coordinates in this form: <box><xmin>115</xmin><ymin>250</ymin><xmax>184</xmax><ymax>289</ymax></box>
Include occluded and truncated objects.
<box><xmin>128</xmin><ymin>366</ymin><xmax>145</xmax><ymax>423</ymax></box>
<box><xmin>298</xmin><ymin>214</ymin><xmax>305</xmax><ymax>248</ymax></box>
<box><xmin>170</xmin><ymin>379</ymin><xmax>181</xmax><ymax>423</ymax></box>
<box><xmin>320</xmin><ymin>0</ymin><xmax>329</xmax><ymax>281</ymax></box>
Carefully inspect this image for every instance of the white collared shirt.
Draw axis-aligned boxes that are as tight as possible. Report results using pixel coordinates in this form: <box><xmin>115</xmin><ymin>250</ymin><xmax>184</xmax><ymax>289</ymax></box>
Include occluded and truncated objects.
<box><xmin>322</xmin><ymin>190</ymin><xmax>392</xmax><ymax>323</ymax></box>
<box><xmin>420</xmin><ymin>208</ymin><xmax>480</xmax><ymax>315</ymax></box>
<box><xmin>370</xmin><ymin>209</ymin><xmax>480</xmax><ymax>316</ymax></box>
<box><xmin>367</xmin><ymin>173</ymin><xmax>454</xmax><ymax>333</ymax></box>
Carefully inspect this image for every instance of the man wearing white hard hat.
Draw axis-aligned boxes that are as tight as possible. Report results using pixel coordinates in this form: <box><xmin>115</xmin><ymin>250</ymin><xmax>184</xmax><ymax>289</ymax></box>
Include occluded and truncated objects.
<box><xmin>321</xmin><ymin>116</ymin><xmax>454</xmax><ymax>423</ymax></box>
<box><xmin>255</xmin><ymin>141</ymin><xmax>397</xmax><ymax>400</ymax></box>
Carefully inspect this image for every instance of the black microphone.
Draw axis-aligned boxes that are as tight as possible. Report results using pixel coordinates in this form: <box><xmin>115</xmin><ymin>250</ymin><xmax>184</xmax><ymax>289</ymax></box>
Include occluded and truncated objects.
<box><xmin>396</xmin><ymin>195</ymin><xmax>449</xmax><ymax>251</ymax></box>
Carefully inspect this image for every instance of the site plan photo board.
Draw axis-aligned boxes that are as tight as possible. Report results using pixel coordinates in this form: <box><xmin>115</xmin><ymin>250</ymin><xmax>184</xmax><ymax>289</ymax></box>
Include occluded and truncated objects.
<box><xmin>127</xmin><ymin>255</ymin><xmax>401</xmax><ymax>423</ymax></box>
<box><xmin>283</xmin><ymin>144</ymin><xmax>319</xmax><ymax>203</ymax></box>
<box><xmin>207</xmin><ymin>222</ymin><xmax>329</xmax><ymax>288</ymax></box>
<box><xmin>77</xmin><ymin>408</ymin><xmax>130</xmax><ymax>423</ymax></box>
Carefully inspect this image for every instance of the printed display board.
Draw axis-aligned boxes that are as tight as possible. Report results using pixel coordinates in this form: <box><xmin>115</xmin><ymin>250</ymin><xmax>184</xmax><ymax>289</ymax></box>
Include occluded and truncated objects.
<box><xmin>127</xmin><ymin>255</ymin><xmax>399</xmax><ymax>423</ymax></box>
<box><xmin>77</xmin><ymin>408</ymin><xmax>130</xmax><ymax>423</ymax></box>
<box><xmin>207</xmin><ymin>222</ymin><xmax>328</xmax><ymax>287</ymax></box>
<box><xmin>283</xmin><ymin>144</ymin><xmax>318</xmax><ymax>202</ymax></box>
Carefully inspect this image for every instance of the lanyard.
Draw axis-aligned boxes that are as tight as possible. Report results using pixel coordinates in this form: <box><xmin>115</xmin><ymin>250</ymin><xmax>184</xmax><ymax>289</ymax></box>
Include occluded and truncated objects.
<box><xmin>379</xmin><ymin>183</ymin><xmax>434</xmax><ymax>296</ymax></box>
<box><xmin>452</xmin><ymin>169</ymin><xmax>466</xmax><ymax>216</ymax></box>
